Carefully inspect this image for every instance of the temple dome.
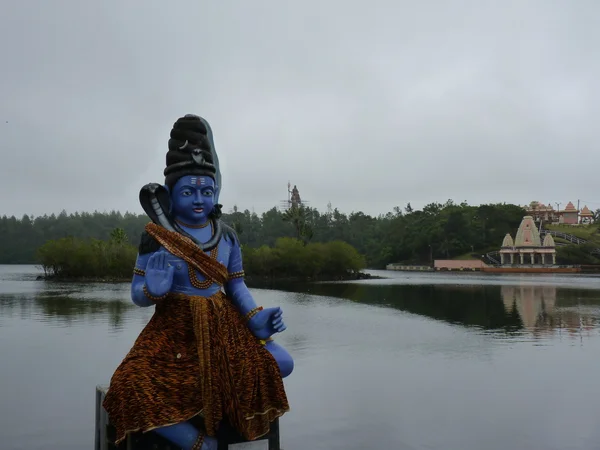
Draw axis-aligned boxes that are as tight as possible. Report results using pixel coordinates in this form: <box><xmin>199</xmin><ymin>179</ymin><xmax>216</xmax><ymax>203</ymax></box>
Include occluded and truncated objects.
<box><xmin>580</xmin><ymin>205</ymin><xmax>593</xmax><ymax>217</ymax></box>
<box><xmin>543</xmin><ymin>234</ymin><xmax>555</xmax><ymax>247</ymax></box>
<box><xmin>502</xmin><ymin>234</ymin><xmax>514</xmax><ymax>248</ymax></box>
<box><xmin>514</xmin><ymin>216</ymin><xmax>541</xmax><ymax>247</ymax></box>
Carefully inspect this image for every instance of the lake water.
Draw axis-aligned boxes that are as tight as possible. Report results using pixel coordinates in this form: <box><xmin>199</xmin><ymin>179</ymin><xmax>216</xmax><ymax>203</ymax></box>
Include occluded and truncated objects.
<box><xmin>2</xmin><ymin>265</ymin><xmax>600</xmax><ymax>450</ymax></box>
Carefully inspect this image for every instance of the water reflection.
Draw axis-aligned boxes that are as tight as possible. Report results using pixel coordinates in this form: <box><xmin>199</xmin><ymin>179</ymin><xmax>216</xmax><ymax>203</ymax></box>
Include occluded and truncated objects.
<box><xmin>0</xmin><ymin>292</ymin><xmax>135</xmax><ymax>330</ymax></box>
<box><xmin>255</xmin><ymin>281</ymin><xmax>522</xmax><ymax>330</ymax></box>
<box><xmin>2</xmin><ymin>269</ymin><xmax>600</xmax><ymax>340</ymax></box>
<box><xmin>255</xmin><ymin>279</ymin><xmax>600</xmax><ymax>337</ymax></box>
<box><xmin>501</xmin><ymin>285</ymin><xmax>600</xmax><ymax>337</ymax></box>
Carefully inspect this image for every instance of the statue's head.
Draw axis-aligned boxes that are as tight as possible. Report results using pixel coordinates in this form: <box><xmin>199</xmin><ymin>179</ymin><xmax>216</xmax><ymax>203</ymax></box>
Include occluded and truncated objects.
<box><xmin>169</xmin><ymin>175</ymin><xmax>216</xmax><ymax>224</ymax></box>
<box><xmin>163</xmin><ymin>114</ymin><xmax>222</xmax><ymax>224</ymax></box>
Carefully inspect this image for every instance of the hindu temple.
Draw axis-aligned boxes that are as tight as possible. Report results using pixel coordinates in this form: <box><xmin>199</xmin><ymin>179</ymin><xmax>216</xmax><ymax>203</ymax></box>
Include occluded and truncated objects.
<box><xmin>524</xmin><ymin>200</ymin><xmax>595</xmax><ymax>224</ymax></box>
<box><xmin>580</xmin><ymin>205</ymin><xmax>594</xmax><ymax>224</ymax></box>
<box><xmin>499</xmin><ymin>216</ymin><xmax>557</xmax><ymax>265</ymax></box>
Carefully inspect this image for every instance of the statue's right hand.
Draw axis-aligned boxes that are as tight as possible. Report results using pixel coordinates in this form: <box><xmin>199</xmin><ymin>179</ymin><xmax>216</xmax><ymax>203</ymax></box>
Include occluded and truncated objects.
<box><xmin>144</xmin><ymin>251</ymin><xmax>175</xmax><ymax>297</ymax></box>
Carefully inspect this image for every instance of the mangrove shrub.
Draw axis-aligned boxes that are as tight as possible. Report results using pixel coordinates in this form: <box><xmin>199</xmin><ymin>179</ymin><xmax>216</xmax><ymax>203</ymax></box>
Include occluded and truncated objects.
<box><xmin>37</xmin><ymin>228</ymin><xmax>137</xmax><ymax>279</ymax></box>
<box><xmin>242</xmin><ymin>237</ymin><xmax>366</xmax><ymax>279</ymax></box>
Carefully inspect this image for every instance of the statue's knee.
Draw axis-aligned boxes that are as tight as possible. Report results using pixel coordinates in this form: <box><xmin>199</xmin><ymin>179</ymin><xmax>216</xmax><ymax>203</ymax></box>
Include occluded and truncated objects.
<box><xmin>279</xmin><ymin>352</ymin><xmax>294</xmax><ymax>378</ymax></box>
<box><xmin>266</xmin><ymin>341</ymin><xmax>294</xmax><ymax>378</ymax></box>
<box><xmin>275</xmin><ymin>347</ymin><xmax>294</xmax><ymax>378</ymax></box>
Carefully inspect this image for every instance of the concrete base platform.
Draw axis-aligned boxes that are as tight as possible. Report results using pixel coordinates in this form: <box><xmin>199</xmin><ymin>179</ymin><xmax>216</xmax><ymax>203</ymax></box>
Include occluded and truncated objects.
<box><xmin>95</xmin><ymin>385</ymin><xmax>282</xmax><ymax>450</ymax></box>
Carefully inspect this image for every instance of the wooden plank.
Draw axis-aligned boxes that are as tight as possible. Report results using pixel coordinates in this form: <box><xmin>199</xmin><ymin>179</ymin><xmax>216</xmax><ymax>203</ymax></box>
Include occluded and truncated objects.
<box><xmin>95</xmin><ymin>387</ymin><xmax>101</xmax><ymax>450</ymax></box>
<box><xmin>268</xmin><ymin>419</ymin><xmax>280</xmax><ymax>450</ymax></box>
<box><xmin>95</xmin><ymin>385</ymin><xmax>108</xmax><ymax>450</ymax></box>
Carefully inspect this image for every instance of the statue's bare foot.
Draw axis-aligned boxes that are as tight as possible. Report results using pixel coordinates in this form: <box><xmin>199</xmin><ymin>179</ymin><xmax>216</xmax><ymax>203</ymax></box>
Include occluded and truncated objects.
<box><xmin>201</xmin><ymin>435</ymin><xmax>217</xmax><ymax>450</ymax></box>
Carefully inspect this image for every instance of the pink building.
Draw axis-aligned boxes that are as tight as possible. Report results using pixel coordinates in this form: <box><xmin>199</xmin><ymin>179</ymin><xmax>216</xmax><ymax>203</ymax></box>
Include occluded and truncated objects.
<box><xmin>434</xmin><ymin>260</ymin><xmax>488</xmax><ymax>271</ymax></box>
<box><xmin>580</xmin><ymin>205</ymin><xmax>594</xmax><ymax>224</ymax></box>
<box><xmin>560</xmin><ymin>201</ymin><xmax>579</xmax><ymax>224</ymax></box>
<box><xmin>525</xmin><ymin>202</ymin><xmax>558</xmax><ymax>222</ymax></box>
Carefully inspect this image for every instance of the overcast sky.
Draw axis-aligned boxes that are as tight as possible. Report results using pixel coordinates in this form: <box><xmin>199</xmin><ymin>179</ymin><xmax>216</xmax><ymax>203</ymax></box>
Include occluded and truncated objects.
<box><xmin>1</xmin><ymin>0</ymin><xmax>599</xmax><ymax>218</ymax></box>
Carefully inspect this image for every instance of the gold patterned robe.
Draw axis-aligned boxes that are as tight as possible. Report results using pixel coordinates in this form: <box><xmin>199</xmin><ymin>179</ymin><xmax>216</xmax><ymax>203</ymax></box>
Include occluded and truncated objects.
<box><xmin>102</xmin><ymin>223</ymin><xmax>289</xmax><ymax>445</ymax></box>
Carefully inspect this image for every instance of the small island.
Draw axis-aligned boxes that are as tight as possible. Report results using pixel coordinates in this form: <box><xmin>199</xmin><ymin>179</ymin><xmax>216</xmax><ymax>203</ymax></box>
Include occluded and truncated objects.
<box><xmin>36</xmin><ymin>227</ymin><xmax>375</xmax><ymax>284</ymax></box>
<box><xmin>36</xmin><ymin>228</ymin><xmax>139</xmax><ymax>282</ymax></box>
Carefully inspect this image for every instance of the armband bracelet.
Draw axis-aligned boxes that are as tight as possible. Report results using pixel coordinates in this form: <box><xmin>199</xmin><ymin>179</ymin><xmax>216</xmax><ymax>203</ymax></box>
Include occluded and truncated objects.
<box><xmin>191</xmin><ymin>434</ymin><xmax>205</xmax><ymax>450</ymax></box>
<box><xmin>245</xmin><ymin>306</ymin><xmax>263</xmax><ymax>321</ymax></box>
<box><xmin>228</xmin><ymin>270</ymin><xmax>245</xmax><ymax>280</ymax></box>
<box><xmin>143</xmin><ymin>285</ymin><xmax>168</xmax><ymax>302</ymax></box>
<box><xmin>133</xmin><ymin>268</ymin><xmax>146</xmax><ymax>276</ymax></box>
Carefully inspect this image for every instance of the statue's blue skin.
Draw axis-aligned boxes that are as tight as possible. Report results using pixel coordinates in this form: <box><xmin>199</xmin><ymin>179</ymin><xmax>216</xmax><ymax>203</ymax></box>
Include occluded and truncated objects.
<box><xmin>130</xmin><ymin>175</ymin><xmax>294</xmax><ymax>450</ymax></box>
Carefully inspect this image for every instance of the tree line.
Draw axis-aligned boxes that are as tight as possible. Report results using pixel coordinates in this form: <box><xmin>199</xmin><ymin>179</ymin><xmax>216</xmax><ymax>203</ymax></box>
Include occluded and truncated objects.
<box><xmin>0</xmin><ymin>200</ymin><xmax>550</xmax><ymax>267</ymax></box>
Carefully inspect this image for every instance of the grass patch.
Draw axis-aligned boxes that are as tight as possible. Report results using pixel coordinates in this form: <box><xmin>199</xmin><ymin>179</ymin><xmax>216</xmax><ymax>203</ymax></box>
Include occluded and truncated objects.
<box><xmin>453</xmin><ymin>252</ymin><xmax>480</xmax><ymax>260</ymax></box>
<box><xmin>545</xmin><ymin>224</ymin><xmax>600</xmax><ymax>243</ymax></box>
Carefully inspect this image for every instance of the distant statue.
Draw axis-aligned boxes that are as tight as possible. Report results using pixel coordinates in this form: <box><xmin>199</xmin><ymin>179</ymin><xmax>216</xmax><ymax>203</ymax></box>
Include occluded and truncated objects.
<box><xmin>290</xmin><ymin>184</ymin><xmax>302</xmax><ymax>208</ymax></box>
<box><xmin>103</xmin><ymin>115</ymin><xmax>293</xmax><ymax>450</ymax></box>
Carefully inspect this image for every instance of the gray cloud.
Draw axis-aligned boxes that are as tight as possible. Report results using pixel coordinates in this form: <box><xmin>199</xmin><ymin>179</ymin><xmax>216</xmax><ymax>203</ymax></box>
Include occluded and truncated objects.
<box><xmin>1</xmin><ymin>0</ymin><xmax>600</xmax><ymax>218</ymax></box>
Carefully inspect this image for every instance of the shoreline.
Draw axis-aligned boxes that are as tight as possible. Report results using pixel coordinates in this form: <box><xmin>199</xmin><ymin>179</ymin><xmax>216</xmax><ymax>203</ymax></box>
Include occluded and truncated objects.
<box><xmin>37</xmin><ymin>271</ymin><xmax>383</xmax><ymax>284</ymax></box>
<box><xmin>37</xmin><ymin>275</ymin><xmax>132</xmax><ymax>283</ymax></box>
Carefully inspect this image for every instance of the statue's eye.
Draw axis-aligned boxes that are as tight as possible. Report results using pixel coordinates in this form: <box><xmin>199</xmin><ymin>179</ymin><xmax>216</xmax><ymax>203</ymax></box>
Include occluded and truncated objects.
<box><xmin>182</xmin><ymin>190</ymin><xmax>192</xmax><ymax>196</ymax></box>
<box><xmin>204</xmin><ymin>190</ymin><xmax>213</xmax><ymax>197</ymax></box>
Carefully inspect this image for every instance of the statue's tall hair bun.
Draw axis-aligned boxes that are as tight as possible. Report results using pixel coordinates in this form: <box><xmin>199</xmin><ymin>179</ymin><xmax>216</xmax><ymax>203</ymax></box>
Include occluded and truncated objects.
<box><xmin>163</xmin><ymin>115</ymin><xmax>221</xmax><ymax>197</ymax></box>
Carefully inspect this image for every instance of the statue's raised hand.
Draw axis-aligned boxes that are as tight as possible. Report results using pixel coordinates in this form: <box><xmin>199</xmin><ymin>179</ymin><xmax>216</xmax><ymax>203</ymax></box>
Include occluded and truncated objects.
<box><xmin>145</xmin><ymin>251</ymin><xmax>175</xmax><ymax>297</ymax></box>
<box><xmin>248</xmin><ymin>307</ymin><xmax>287</xmax><ymax>340</ymax></box>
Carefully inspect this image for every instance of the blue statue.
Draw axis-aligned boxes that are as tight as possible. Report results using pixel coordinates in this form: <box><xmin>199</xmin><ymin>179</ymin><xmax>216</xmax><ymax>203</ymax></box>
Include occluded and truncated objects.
<box><xmin>103</xmin><ymin>115</ymin><xmax>293</xmax><ymax>450</ymax></box>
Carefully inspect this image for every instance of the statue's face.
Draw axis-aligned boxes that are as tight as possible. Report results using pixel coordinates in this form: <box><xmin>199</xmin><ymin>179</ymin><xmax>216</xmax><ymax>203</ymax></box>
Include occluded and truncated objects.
<box><xmin>170</xmin><ymin>175</ymin><xmax>216</xmax><ymax>224</ymax></box>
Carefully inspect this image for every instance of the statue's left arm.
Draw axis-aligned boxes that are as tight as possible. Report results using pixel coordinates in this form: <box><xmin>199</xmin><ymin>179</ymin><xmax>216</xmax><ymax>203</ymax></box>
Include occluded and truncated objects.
<box><xmin>224</xmin><ymin>236</ymin><xmax>258</xmax><ymax>318</ymax></box>
<box><xmin>223</xmin><ymin>226</ymin><xmax>286</xmax><ymax>339</ymax></box>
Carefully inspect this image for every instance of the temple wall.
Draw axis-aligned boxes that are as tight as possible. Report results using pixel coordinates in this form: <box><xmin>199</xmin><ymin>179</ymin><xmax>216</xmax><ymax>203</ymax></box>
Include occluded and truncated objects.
<box><xmin>562</xmin><ymin>212</ymin><xmax>578</xmax><ymax>225</ymax></box>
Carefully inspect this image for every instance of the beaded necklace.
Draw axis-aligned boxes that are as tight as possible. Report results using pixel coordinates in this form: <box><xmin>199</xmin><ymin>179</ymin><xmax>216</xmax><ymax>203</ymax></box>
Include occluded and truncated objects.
<box><xmin>184</xmin><ymin>221</ymin><xmax>220</xmax><ymax>289</ymax></box>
